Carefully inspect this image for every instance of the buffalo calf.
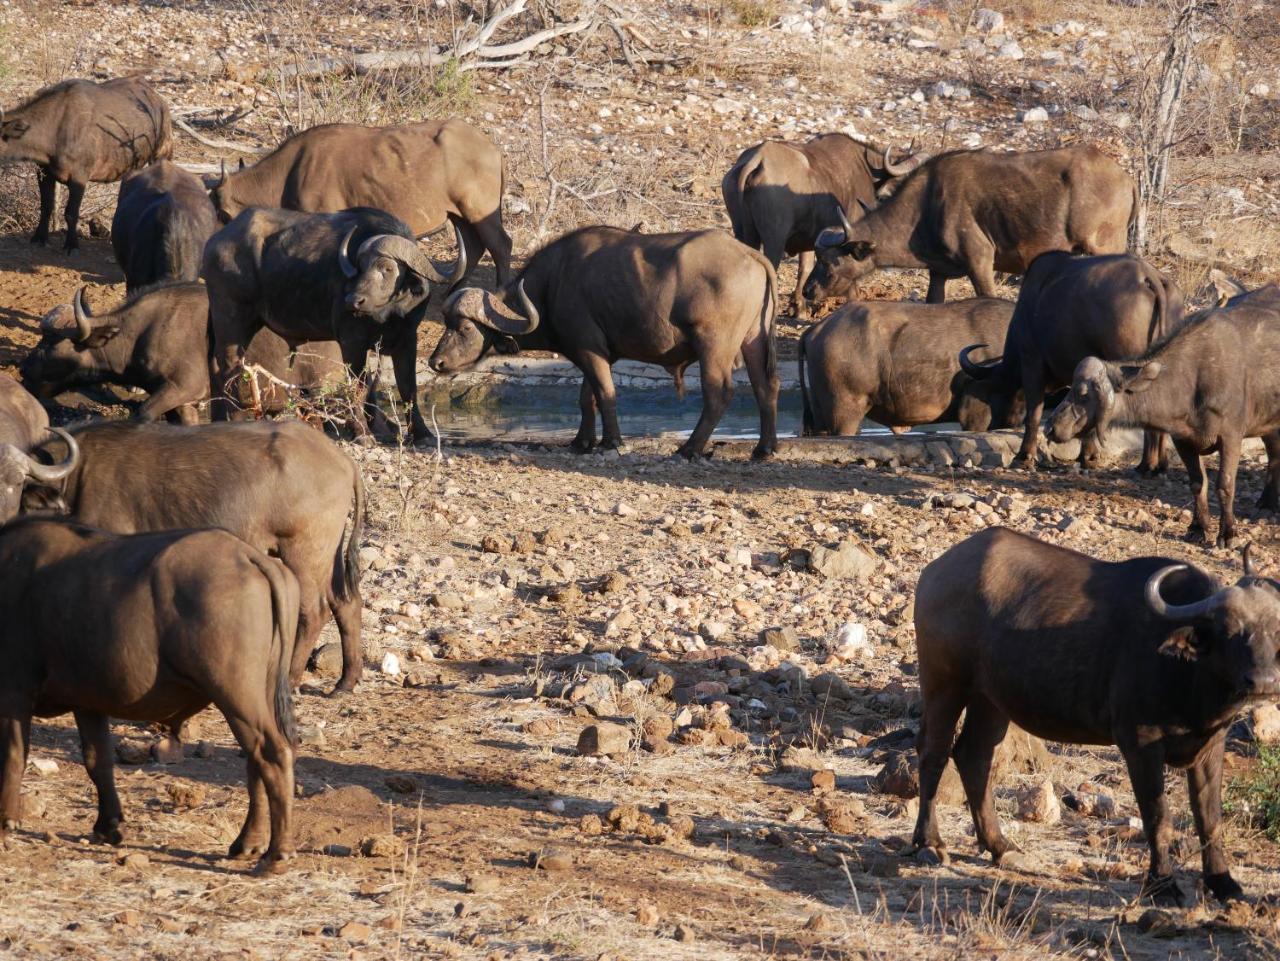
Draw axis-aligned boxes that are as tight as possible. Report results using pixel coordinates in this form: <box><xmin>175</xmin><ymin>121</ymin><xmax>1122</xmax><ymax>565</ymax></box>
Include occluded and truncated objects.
<box><xmin>0</xmin><ymin>517</ymin><xmax>299</xmax><ymax>873</ymax></box>
<box><xmin>914</xmin><ymin>527</ymin><xmax>1278</xmax><ymax>905</ymax></box>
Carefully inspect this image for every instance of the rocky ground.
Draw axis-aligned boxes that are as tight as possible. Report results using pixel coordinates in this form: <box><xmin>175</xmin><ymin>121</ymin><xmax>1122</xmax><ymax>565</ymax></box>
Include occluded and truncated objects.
<box><xmin>0</xmin><ymin>1</ymin><xmax>1279</xmax><ymax>960</ymax></box>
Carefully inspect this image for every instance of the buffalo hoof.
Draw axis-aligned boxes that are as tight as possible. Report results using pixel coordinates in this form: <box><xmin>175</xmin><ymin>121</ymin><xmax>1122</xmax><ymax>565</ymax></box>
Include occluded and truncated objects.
<box><xmin>326</xmin><ymin>683</ymin><xmax>355</xmax><ymax>699</ymax></box>
<box><xmin>569</xmin><ymin>439</ymin><xmax>596</xmax><ymax>454</ymax></box>
<box><xmin>229</xmin><ymin>837</ymin><xmax>269</xmax><ymax>860</ymax></box>
<box><xmin>353</xmin><ymin>434</ymin><xmax>377</xmax><ymax>449</ymax></box>
<box><xmin>1183</xmin><ymin>526</ymin><xmax>1211</xmax><ymax>545</ymax></box>
<box><xmin>2</xmin><ymin>817</ymin><xmax>18</xmax><ymax>834</ymax></box>
<box><xmin>1143</xmin><ymin>872</ymin><xmax>1196</xmax><ymax>908</ymax></box>
<box><xmin>254</xmin><ymin>851</ymin><xmax>294</xmax><ymax>876</ymax></box>
<box><xmin>1010</xmin><ymin>455</ymin><xmax>1036</xmax><ymax>472</ymax></box>
<box><xmin>1258</xmin><ymin>494</ymin><xmax>1280</xmax><ymax>513</ymax></box>
<box><xmin>1218</xmin><ymin>532</ymin><xmax>1240</xmax><ymax>550</ymax></box>
<box><xmin>93</xmin><ymin>823</ymin><xmax>124</xmax><ymax>846</ymax></box>
<box><xmin>29</xmin><ymin>231</ymin><xmax>49</xmax><ymax>246</ymax></box>
<box><xmin>1205</xmin><ymin>872</ymin><xmax>1247</xmax><ymax>903</ymax></box>
<box><xmin>750</xmin><ymin>444</ymin><xmax>776</xmax><ymax>462</ymax></box>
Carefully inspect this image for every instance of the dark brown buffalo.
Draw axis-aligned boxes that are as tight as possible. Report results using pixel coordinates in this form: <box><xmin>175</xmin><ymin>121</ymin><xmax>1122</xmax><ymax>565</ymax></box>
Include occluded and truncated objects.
<box><xmin>1050</xmin><ymin>299</ymin><xmax>1280</xmax><ymax>548</ymax></box>
<box><xmin>804</xmin><ymin>145</ymin><xmax>1135</xmax><ymax>304</ymax></box>
<box><xmin>29</xmin><ymin>420</ymin><xmax>366</xmax><ymax>694</ymax></box>
<box><xmin>209</xmin><ymin>120</ymin><xmax>510</xmax><ymax>288</ymax></box>
<box><xmin>204</xmin><ymin>206</ymin><xmax>462</xmax><ymax>442</ymax></box>
<box><xmin>112</xmin><ymin>160</ymin><xmax>216</xmax><ymax>292</ymax></box>
<box><xmin>0</xmin><ymin>77</ymin><xmax>171</xmax><ymax>250</ymax></box>
<box><xmin>721</xmin><ymin>134</ymin><xmax>925</xmax><ymax>317</ymax></box>
<box><xmin>22</xmin><ymin>282</ymin><xmax>345</xmax><ymax>424</ymax></box>
<box><xmin>429</xmin><ymin>226</ymin><xmax>779</xmax><ymax>460</ymax></box>
<box><xmin>799</xmin><ymin>297</ymin><xmax>1018</xmax><ymax>436</ymax></box>
<box><xmin>914</xmin><ymin>526</ymin><xmax>1278</xmax><ymax>905</ymax></box>
<box><xmin>0</xmin><ymin>374</ymin><xmax>77</xmax><ymax>520</ymax></box>
<box><xmin>959</xmin><ymin>252</ymin><xmax>1185</xmax><ymax>470</ymax></box>
<box><xmin>0</xmin><ymin>516</ymin><xmax>298</xmax><ymax>873</ymax></box>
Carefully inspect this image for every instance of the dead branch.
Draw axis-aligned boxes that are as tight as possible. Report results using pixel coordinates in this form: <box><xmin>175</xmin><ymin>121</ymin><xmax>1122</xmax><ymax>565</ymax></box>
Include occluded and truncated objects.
<box><xmin>173</xmin><ymin>117</ymin><xmax>268</xmax><ymax>156</ymax></box>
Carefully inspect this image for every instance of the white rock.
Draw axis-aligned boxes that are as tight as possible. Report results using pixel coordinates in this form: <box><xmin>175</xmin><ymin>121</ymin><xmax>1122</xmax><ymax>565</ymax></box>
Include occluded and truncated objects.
<box><xmin>1021</xmin><ymin>107</ymin><xmax>1049</xmax><ymax>124</ymax></box>
<box><xmin>380</xmin><ymin>652</ymin><xmax>401</xmax><ymax>676</ymax></box>
<box><xmin>930</xmin><ymin>81</ymin><xmax>955</xmax><ymax>99</ymax></box>
<box><xmin>29</xmin><ymin>758</ymin><xmax>59</xmax><ymax>776</ymax></box>
<box><xmin>589</xmin><ymin>651</ymin><xmax>624</xmax><ymax>670</ymax></box>
<box><xmin>614</xmin><ymin>502</ymin><xmax>636</xmax><ymax>517</ymax></box>
<box><xmin>1071</xmin><ymin>103</ymin><xmax>1099</xmax><ymax>121</ymax></box>
<box><xmin>996</xmin><ymin>41</ymin><xmax>1024</xmax><ymax>60</ymax></box>
<box><xmin>1249</xmin><ymin>82</ymin><xmax>1271</xmax><ymax>97</ymax></box>
<box><xmin>547</xmin><ymin>798</ymin><xmax>566</xmax><ymax>814</ymax></box>
<box><xmin>1016</xmin><ymin>778</ymin><xmax>1061</xmax><ymax>824</ymax></box>
<box><xmin>973</xmin><ymin>8</ymin><xmax>1004</xmax><ymax>34</ymax></box>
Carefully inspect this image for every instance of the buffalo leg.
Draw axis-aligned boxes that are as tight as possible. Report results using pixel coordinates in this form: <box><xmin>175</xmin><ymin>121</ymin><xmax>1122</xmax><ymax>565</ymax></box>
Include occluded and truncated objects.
<box><xmin>32</xmin><ymin>168</ymin><xmax>56</xmax><ymax>245</ymax></box>
<box><xmin>1187</xmin><ymin>733</ymin><xmax>1245</xmax><ymax>902</ymax></box>
<box><xmin>792</xmin><ymin>251</ymin><xmax>815</xmax><ymax>320</ymax></box>
<box><xmin>1013</xmin><ymin>369</ymin><xmax>1044</xmax><ymax>467</ymax></box>
<box><xmin>1216</xmin><ymin>434</ymin><xmax>1242</xmax><ymax>549</ymax></box>
<box><xmin>74</xmin><ymin>710</ymin><xmax>124</xmax><ymax>844</ymax></box>
<box><xmin>571</xmin><ymin>379</ymin><xmax>598</xmax><ymax>452</ymax></box>
<box><xmin>926</xmin><ymin>272</ymin><xmax>947</xmax><ymax>304</ymax></box>
<box><xmin>911</xmin><ymin>690</ymin><xmax>965</xmax><ymax>859</ymax></box>
<box><xmin>223</xmin><ymin>709</ymin><xmax>294</xmax><ymax>873</ymax></box>
<box><xmin>1118</xmin><ymin>737</ymin><xmax>1189</xmax><ymax>906</ymax></box>
<box><xmin>211</xmin><ymin>323</ymin><xmax>254</xmax><ymax>422</ymax></box>
<box><xmin>1137</xmin><ymin>430</ymin><xmax>1169</xmax><ymax>475</ymax></box>
<box><xmin>1173</xmin><ymin>437</ymin><xmax>1212</xmax><ymax>542</ymax></box>
<box><xmin>741</xmin><ymin>329</ymin><xmax>778</xmax><ymax>461</ymax></box>
<box><xmin>578</xmin><ymin>354</ymin><xmax>623</xmax><ymax>450</ymax></box>
<box><xmin>1080</xmin><ymin>430</ymin><xmax>1103</xmax><ymax>470</ymax></box>
<box><xmin>63</xmin><ymin>181</ymin><xmax>86</xmax><ymax>251</ymax></box>
<box><xmin>830</xmin><ymin>396</ymin><xmax>870</xmax><ymax>437</ymax></box>
<box><xmin>952</xmin><ymin>696</ymin><xmax>1013</xmax><ymax>861</ymax></box>
<box><xmin>136</xmin><ymin>384</ymin><xmax>197</xmax><ymax>424</ymax></box>
<box><xmin>469</xmin><ymin>213</ymin><xmax>514</xmax><ymax>288</ymax></box>
<box><xmin>678</xmin><ymin>360</ymin><xmax>734</xmax><ymax>459</ymax></box>
<box><xmin>337</xmin><ymin>341</ymin><xmax>377</xmax><ymax>443</ymax></box>
<box><xmin>1258</xmin><ymin>433</ymin><xmax>1280</xmax><ymax>510</ymax></box>
<box><xmin>391</xmin><ymin>343</ymin><xmax>431</xmax><ymax>444</ymax></box>
<box><xmin>0</xmin><ymin>715</ymin><xmax>31</xmax><ymax>833</ymax></box>
<box><xmin>327</xmin><ymin>588</ymin><xmax>363</xmax><ymax>697</ymax></box>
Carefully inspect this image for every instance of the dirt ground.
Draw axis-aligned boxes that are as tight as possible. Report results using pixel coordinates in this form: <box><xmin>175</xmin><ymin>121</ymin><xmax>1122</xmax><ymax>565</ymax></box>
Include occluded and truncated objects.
<box><xmin>2</xmin><ymin>1</ymin><xmax>1280</xmax><ymax>960</ymax></box>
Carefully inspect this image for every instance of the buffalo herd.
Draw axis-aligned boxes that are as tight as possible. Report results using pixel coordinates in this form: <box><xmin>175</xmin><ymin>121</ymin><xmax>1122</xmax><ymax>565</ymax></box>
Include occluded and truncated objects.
<box><xmin>0</xmin><ymin>71</ymin><xmax>1278</xmax><ymax>906</ymax></box>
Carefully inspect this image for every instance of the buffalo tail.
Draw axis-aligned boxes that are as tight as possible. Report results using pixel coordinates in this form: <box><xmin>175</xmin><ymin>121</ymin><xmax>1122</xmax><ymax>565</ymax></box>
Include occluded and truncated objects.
<box><xmin>799</xmin><ymin>327</ymin><xmax>814</xmax><ymax>436</ymax></box>
<box><xmin>251</xmin><ymin>554</ymin><xmax>299</xmax><ymax>748</ymax></box>
<box><xmin>339</xmin><ymin>461</ymin><xmax>366</xmax><ymax>604</ymax></box>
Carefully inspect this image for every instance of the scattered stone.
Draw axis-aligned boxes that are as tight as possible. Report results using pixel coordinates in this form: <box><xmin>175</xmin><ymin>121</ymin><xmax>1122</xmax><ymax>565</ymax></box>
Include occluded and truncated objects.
<box><xmin>115</xmin><ymin>740</ymin><xmax>152</xmax><ymax>765</ymax></box>
<box><xmin>117</xmin><ymin>852</ymin><xmax>149</xmax><ymax>870</ymax></box>
<box><xmin>166</xmin><ymin>782</ymin><xmax>205</xmax><ymax>811</ymax></box>
<box><xmin>579</xmin><ymin>813</ymin><xmax>604</xmax><ymax>836</ymax></box>
<box><xmin>576</xmin><ymin>722</ymin><xmax>632</xmax><ymax>757</ymax></box>
<box><xmin>805</xmin><ymin>913</ymin><xmax>833</xmax><ymax>932</ymax></box>
<box><xmin>380</xmin><ymin>652</ymin><xmax>401</xmax><ymax>677</ymax></box>
<box><xmin>614</xmin><ymin>501</ymin><xmax>636</xmax><ymax>517</ymax></box>
<box><xmin>529</xmin><ymin>849</ymin><xmax>573</xmax><ymax>872</ymax></box>
<box><xmin>152</xmin><ymin>737</ymin><xmax>183</xmax><ymax>765</ymax></box>
<box><xmin>973</xmin><ymin>8</ymin><xmax>1004</xmax><ymax>33</ymax></box>
<box><xmin>1021</xmin><ymin>107</ymin><xmax>1049</xmax><ymax>124</ymax></box>
<box><xmin>875</xmin><ymin>753</ymin><xmax>918</xmax><ymax>798</ymax></box>
<box><xmin>635</xmin><ymin>901</ymin><xmax>661</xmax><ymax>926</ymax></box>
<box><xmin>1015</xmin><ymin>778</ymin><xmax>1061</xmax><ymax>825</ymax></box>
<box><xmin>360</xmin><ymin>835</ymin><xmax>401</xmax><ymax>858</ymax></box>
<box><xmin>1250</xmin><ymin>703</ymin><xmax>1280</xmax><ymax>744</ymax></box>
<box><xmin>779</xmin><ymin>745</ymin><xmax>823</xmax><ymax>774</ymax></box>
<box><xmin>465</xmin><ymin>874</ymin><xmax>500</xmax><ymax>894</ymax></box>
<box><xmin>385</xmin><ymin>775</ymin><xmax>418</xmax><ymax>794</ymax></box>
<box><xmin>642</xmin><ymin>714</ymin><xmax>674</xmax><ymax>742</ymax></box>
<box><xmin>808</xmin><ymin>540</ymin><xmax>879</xmax><ymax>580</ymax></box>
<box><xmin>819</xmin><ymin>797</ymin><xmax>863</xmax><ymax>833</ymax></box>
<box><xmin>338</xmin><ymin>921</ymin><xmax>372</xmax><ymax>942</ymax></box>
<box><xmin>996</xmin><ymin>40</ymin><xmax>1024</xmax><ymax>60</ymax></box>
<box><xmin>28</xmin><ymin>758</ymin><xmax>59</xmax><ymax>777</ymax></box>
<box><xmin>810</xmin><ymin>672</ymin><xmax>855</xmax><ymax>702</ymax></box>
<box><xmin>760</xmin><ymin>625</ymin><xmax>800</xmax><ymax>651</ymax></box>
<box><xmin>114</xmin><ymin>910</ymin><xmax>142</xmax><ymax>927</ymax></box>
<box><xmin>309</xmin><ymin>643</ymin><xmax>343</xmax><ymax>675</ymax></box>
<box><xmin>480</xmin><ymin>533</ymin><xmax>510</xmax><ymax>554</ymax></box>
<box><xmin>1066</xmin><ymin>790</ymin><xmax>1117</xmax><ymax>818</ymax></box>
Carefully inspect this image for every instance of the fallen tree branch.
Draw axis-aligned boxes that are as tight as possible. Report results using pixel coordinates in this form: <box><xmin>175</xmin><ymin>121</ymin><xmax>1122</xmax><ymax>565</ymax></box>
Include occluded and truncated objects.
<box><xmin>173</xmin><ymin>117</ymin><xmax>268</xmax><ymax>155</ymax></box>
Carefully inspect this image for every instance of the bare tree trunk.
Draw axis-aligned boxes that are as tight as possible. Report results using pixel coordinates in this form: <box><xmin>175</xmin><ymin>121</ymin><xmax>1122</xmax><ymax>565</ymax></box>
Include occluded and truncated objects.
<box><xmin>1134</xmin><ymin>0</ymin><xmax>1200</xmax><ymax>253</ymax></box>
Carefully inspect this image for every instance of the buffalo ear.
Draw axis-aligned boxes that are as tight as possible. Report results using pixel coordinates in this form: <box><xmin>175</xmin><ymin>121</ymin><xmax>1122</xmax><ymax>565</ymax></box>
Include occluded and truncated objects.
<box><xmin>847</xmin><ymin>240</ymin><xmax>875</xmax><ymax>260</ymax></box>
<box><xmin>407</xmin><ymin>275</ymin><xmax>427</xmax><ymax>299</ymax></box>
<box><xmin>1158</xmin><ymin>625</ymin><xmax>1199</xmax><ymax>661</ymax></box>
<box><xmin>1</xmin><ymin>118</ymin><xmax>30</xmax><ymax>141</ymax></box>
<box><xmin>77</xmin><ymin>325</ymin><xmax>121</xmax><ymax>350</ymax></box>
<box><xmin>494</xmin><ymin>335</ymin><xmax>520</xmax><ymax>355</ymax></box>
<box><xmin>1121</xmin><ymin>361</ymin><xmax>1162</xmax><ymax>393</ymax></box>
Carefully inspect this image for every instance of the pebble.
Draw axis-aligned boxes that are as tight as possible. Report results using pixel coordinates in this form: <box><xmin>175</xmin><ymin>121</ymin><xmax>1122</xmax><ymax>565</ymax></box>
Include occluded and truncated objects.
<box><xmin>576</xmin><ymin>722</ymin><xmax>632</xmax><ymax>757</ymax></box>
<box><xmin>996</xmin><ymin>41</ymin><xmax>1025</xmax><ymax>61</ymax></box>
<box><xmin>380</xmin><ymin>652</ymin><xmax>401</xmax><ymax>676</ymax></box>
<box><xmin>759</xmin><ymin>625</ymin><xmax>800</xmax><ymax>651</ymax></box>
<box><xmin>1015</xmin><ymin>777</ymin><xmax>1061</xmax><ymax>824</ymax></box>
<box><xmin>338</xmin><ymin>921</ymin><xmax>372</xmax><ymax>942</ymax></box>
<box><xmin>1021</xmin><ymin>107</ymin><xmax>1049</xmax><ymax>124</ymax></box>
<box><xmin>1250</xmin><ymin>703</ymin><xmax>1280</xmax><ymax>744</ymax></box>
<box><xmin>28</xmin><ymin>758</ymin><xmax>58</xmax><ymax>777</ymax></box>
<box><xmin>973</xmin><ymin>8</ymin><xmax>1003</xmax><ymax>33</ymax></box>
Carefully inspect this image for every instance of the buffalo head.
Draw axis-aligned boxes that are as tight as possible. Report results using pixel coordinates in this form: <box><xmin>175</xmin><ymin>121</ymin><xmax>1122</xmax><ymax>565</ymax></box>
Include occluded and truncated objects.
<box><xmin>1146</xmin><ymin>563</ymin><xmax>1280</xmax><ymax>701</ymax></box>
<box><xmin>207</xmin><ymin>157</ymin><xmax>247</xmax><ymax>224</ymax></box>
<box><xmin>0</xmin><ymin>427</ymin><xmax>78</xmax><ymax>521</ymax></box>
<box><xmin>1048</xmin><ymin>356</ymin><xmax>1162</xmax><ymax>447</ymax></box>
<box><xmin>20</xmin><ymin>289</ymin><xmax>122</xmax><ymax>399</ymax></box>
<box><xmin>338</xmin><ymin>223</ymin><xmax>466</xmax><ymax>322</ymax></box>
<box><xmin>955</xmin><ymin>378</ymin><xmax>1025</xmax><ymax>432</ymax></box>
<box><xmin>429</xmin><ymin>281</ymin><xmax>539</xmax><ymax>375</ymax></box>
<box><xmin>803</xmin><ymin>205</ymin><xmax>876</xmax><ymax>304</ymax></box>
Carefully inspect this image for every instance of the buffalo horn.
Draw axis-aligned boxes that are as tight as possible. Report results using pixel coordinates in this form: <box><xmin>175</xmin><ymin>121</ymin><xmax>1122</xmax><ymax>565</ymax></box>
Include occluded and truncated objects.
<box><xmin>837</xmin><ymin>204</ymin><xmax>856</xmax><ymax>239</ymax></box>
<box><xmin>337</xmin><ymin>226</ymin><xmax>359</xmax><ymax>279</ymax></box>
<box><xmin>1243</xmin><ymin>543</ymin><xmax>1257</xmax><ymax>577</ymax></box>
<box><xmin>958</xmin><ymin>344</ymin><xmax>999</xmax><ymax>379</ymax></box>
<box><xmin>883</xmin><ymin>145</ymin><xmax>926</xmax><ymax>177</ymax></box>
<box><xmin>454</xmin><ymin>281</ymin><xmax>539</xmax><ymax>336</ymax></box>
<box><xmin>1145</xmin><ymin>564</ymin><xmax>1228</xmax><ymax>621</ymax></box>
<box><xmin>24</xmin><ymin>428</ymin><xmax>79</xmax><ymax>484</ymax></box>
<box><xmin>72</xmin><ymin>287</ymin><xmax>93</xmax><ymax>344</ymax></box>
<box><xmin>357</xmin><ymin>223</ymin><xmax>467</xmax><ymax>286</ymax></box>
<box><xmin>216</xmin><ymin>158</ymin><xmax>227</xmax><ymax>188</ymax></box>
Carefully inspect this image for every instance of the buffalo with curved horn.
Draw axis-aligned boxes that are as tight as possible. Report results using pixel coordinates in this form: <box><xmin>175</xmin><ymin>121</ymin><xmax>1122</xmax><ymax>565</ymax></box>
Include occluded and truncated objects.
<box><xmin>721</xmin><ymin>133</ymin><xmax>926</xmax><ymax>318</ymax></box>
<box><xmin>204</xmin><ymin>206</ymin><xmax>464</xmax><ymax>443</ymax></box>
<box><xmin>914</xmin><ymin>526</ymin><xmax>1280</xmax><ymax>908</ymax></box>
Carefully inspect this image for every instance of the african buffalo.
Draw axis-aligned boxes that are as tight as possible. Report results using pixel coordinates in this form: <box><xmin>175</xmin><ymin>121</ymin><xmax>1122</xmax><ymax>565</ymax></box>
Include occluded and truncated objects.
<box><xmin>112</xmin><ymin>160</ymin><xmax>217</xmax><ymax>292</ymax></box>
<box><xmin>429</xmin><ymin>226</ymin><xmax>779</xmax><ymax>460</ymax></box>
<box><xmin>0</xmin><ymin>516</ymin><xmax>298</xmax><ymax>873</ymax></box>
<box><xmin>0</xmin><ymin>374</ymin><xmax>77</xmax><ymax>520</ymax></box>
<box><xmin>203</xmin><ymin>206</ymin><xmax>463</xmax><ymax>442</ymax></box>
<box><xmin>914</xmin><ymin>526</ymin><xmax>1277</xmax><ymax>905</ymax></box>
<box><xmin>0</xmin><ymin>77</ymin><xmax>171</xmax><ymax>250</ymax></box>
<box><xmin>722</xmin><ymin>134</ymin><xmax>925</xmax><ymax>317</ymax></box>
<box><xmin>209</xmin><ymin>120</ymin><xmax>510</xmax><ymax>287</ymax></box>
<box><xmin>28</xmin><ymin>420</ymin><xmax>366</xmax><ymax>694</ymax></box>
<box><xmin>798</xmin><ymin>297</ymin><xmax>1020</xmax><ymax>435</ymax></box>
<box><xmin>23</xmin><ymin>283</ymin><xmax>345</xmax><ymax>424</ymax></box>
<box><xmin>959</xmin><ymin>252</ymin><xmax>1185</xmax><ymax>470</ymax></box>
<box><xmin>804</xmin><ymin>145</ymin><xmax>1134</xmax><ymax>304</ymax></box>
<box><xmin>1049</xmin><ymin>298</ymin><xmax>1280</xmax><ymax>548</ymax></box>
